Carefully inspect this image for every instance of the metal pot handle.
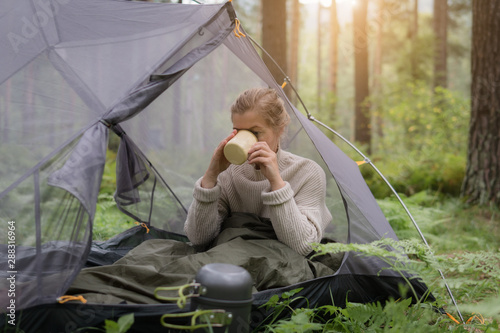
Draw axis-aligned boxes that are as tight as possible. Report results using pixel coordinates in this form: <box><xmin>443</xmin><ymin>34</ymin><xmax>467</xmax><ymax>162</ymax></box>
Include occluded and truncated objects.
<box><xmin>154</xmin><ymin>282</ymin><xmax>206</xmax><ymax>309</ymax></box>
<box><xmin>160</xmin><ymin>309</ymin><xmax>232</xmax><ymax>330</ymax></box>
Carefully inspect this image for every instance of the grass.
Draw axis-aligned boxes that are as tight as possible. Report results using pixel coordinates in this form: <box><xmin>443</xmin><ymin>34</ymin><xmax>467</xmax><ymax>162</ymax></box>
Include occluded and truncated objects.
<box><xmin>377</xmin><ymin>192</ymin><xmax>500</xmax><ymax>253</ymax></box>
<box><xmin>93</xmin><ymin>193</ymin><xmax>137</xmax><ymax>241</ymax></box>
<box><xmin>92</xmin><ymin>149</ymin><xmax>138</xmax><ymax>241</ymax></box>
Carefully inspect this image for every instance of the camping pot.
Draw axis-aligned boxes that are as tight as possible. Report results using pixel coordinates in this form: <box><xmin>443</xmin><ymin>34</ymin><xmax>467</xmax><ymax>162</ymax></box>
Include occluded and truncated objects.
<box><xmin>190</xmin><ymin>263</ymin><xmax>253</xmax><ymax>333</ymax></box>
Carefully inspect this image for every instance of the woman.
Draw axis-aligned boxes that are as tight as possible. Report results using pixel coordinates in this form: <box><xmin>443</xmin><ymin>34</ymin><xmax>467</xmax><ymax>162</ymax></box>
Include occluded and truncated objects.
<box><xmin>184</xmin><ymin>88</ymin><xmax>332</xmax><ymax>256</ymax></box>
<box><xmin>68</xmin><ymin>88</ymin><xmax>337</xmax><ymax>305</ymax></box>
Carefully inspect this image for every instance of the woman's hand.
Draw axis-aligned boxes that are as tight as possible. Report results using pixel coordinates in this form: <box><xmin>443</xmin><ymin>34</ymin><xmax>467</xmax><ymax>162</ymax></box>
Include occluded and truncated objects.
<box><xmin>247</xmin><ymin>142</ymin><xmax>285</xmax><ymax>191</ymax></box>
<box><xmin>201</xmin><ymin>130</ymin><xmax>237</xmax><ymax>188</ymax></box>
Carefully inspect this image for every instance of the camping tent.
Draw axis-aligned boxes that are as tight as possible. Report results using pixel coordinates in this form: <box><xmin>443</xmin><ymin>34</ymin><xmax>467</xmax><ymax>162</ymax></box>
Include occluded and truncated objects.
<box><xmin>0</xmin><ymin>0</ymin><xmax>433</xmax><ymax>331</ymax></box>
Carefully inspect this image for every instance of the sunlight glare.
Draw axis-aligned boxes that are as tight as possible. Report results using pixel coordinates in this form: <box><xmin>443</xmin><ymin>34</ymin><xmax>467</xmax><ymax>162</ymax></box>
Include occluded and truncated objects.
<box><xmin>299</xmin><ymin>0</ymin><xmax>333</xmax><ymax>7</ymax></box>
<box><xmin>298</xmin><ymin>0</ymin><xmax>358</xmax><ymax>10</ymax></box>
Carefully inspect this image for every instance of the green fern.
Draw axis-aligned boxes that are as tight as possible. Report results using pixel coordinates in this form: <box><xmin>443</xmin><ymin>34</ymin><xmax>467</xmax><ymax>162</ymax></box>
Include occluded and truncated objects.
<box><xmin>103</xmin><ymin>313</ymin><xmax>134</xmax><ymax>333</ymax></box>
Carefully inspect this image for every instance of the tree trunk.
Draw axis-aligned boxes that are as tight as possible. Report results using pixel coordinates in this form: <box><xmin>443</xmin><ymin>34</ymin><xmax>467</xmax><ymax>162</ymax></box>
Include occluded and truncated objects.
<box><xmin>289</xmin><ymin>0</ymin><xmax>300</xmax><ymax>105</ymax></box>
<box><xmin>2</xmin><ymin>81</ymin><xmax>11</xmax><ymax>142</ymax></box>
<box><xmin>373</xmin><ymin>0</ymin><xmax>384</xmax><ymax>140</ymax></box>
<box><xmin>353</xmin><ymin>0</ymin><xmax>371</xmax><ymax>152</ymax></box>
<box><xmin>329</xmin><ymin>0</ymin><xmax>339</xmax><ymax>114</ymax></box>
<box><xmin>433</xmin><ymin>0</ymin><xmax>448</xmax><ymax>89</ymax></box>
<box><xmin>461</xmin><ymin>0</ymin><xmax>500</xmax><ymax>206</ymax></box>
<box><xmin>410</xmin><ymin>0</ymin><xmax>419</xmax><ymax>80</ymax></box>
<box><xmin>172</xmin><ymin>82</ymin><xmax>181</xmax><ymax>146</ymax></box>
<box><xmin>317</xmin><ymin>3</ymin><xmax>322</xmax><ymax>112</ymax></box>
<box><xmin>262</xmin><ymin>0</ymin><xmax>287</xmax><ymax>87</ymax></box>
<box><xmin>412</xmin><ymin>0</ymin><xmax>418</xmax><ymax>40</ymax></box>
<box><xmin>23</xmin><ymin>63</ymin><xmax>34</xmax><ymax>138</ymax></box>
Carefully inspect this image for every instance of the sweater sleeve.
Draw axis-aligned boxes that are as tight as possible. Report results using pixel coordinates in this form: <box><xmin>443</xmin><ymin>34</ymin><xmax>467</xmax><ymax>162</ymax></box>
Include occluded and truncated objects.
<box><xmin>261</xmin><ymin>162</ymin><xmax>332</xmax><ymax>256</ymax></box>
<box><xmin>184</xmin><ymin>177</ymin><xmax>228</xmax><ymax>247</ymax></box>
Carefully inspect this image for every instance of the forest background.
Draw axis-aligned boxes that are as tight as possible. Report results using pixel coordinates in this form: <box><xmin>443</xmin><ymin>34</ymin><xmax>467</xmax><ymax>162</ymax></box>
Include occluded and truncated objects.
<box><xmin>92</xmin><ymin>0</ymin><xmax>500</xmax><ymax>331</ymax></box>
<box><xmin>233</xmin><ymin>0</ymin><xmax>473</xmax><ymax>200</ymax></box>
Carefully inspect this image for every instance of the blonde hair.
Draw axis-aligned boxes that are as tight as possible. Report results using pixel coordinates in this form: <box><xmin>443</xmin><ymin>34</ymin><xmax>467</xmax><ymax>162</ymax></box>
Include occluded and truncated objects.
<box><xmin>230</xmin><ymin>88</ymin><xmax>290</xmax><ymax>135</ymax></box>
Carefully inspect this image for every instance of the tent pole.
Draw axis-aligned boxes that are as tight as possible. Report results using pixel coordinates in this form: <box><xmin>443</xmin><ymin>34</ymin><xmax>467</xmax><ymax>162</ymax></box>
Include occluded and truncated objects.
<box><xmin>247</xmin><ymin>33</ymin><xmax>465</xmax><ymax>324</ymax></box>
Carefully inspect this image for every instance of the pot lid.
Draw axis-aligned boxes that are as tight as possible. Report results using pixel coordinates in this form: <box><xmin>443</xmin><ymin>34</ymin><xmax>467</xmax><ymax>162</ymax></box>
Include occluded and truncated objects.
<box><xmin>195</xmin><ymin>263</ymin><xmax>253</xmax><ymax>301</ymax></box>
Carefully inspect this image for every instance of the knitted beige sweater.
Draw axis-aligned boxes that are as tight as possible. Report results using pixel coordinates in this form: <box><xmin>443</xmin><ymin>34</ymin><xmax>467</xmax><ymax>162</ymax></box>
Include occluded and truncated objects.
<box><xmin>184</xmin><ymin>149</ymin><xmax>332</xmax><ymax>256</ymax></box>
